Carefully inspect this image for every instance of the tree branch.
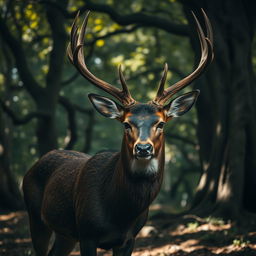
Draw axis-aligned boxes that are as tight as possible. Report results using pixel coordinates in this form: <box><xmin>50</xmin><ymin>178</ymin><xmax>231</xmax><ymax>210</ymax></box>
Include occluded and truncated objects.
<box><xmin>39</xmin><ymin>0</ymin><xmax>189</xmax><ymax>36</ymax></box>
<box><xmin>61</xmin><ymin>72</ymin><xmax>80</xmax><ymax>86</ymax></box>
<box><xmin>0</xmin><ymin>16</ymin><xmax>44</xmax><ymax>100</ymax></box>
<box><xmin>59</xmin><ymin>96</ymin><xmax>78</xmax><ymax>150</ymax></box>
<box><xmin>82</xmin><ymin>0</ymin><xmax>188</xmax><ymax>36</ymax></box>
<box><xmin>45</xmin><ymin>1</ymin><xmax>68</xmax><ymax>95</ymax></box>
<box><xmin>178</xmin><ymin>144</ymin><xmax>199</xmax><ymax>168</ymax></box>
<box><xmin>0</xmin><ymin>99</ymin><xmax>48</xmax><ymax>125</ymax></box>
<box><xmin>166</xmin><ymin>131</ymin><xmax>197</xmax><ymax>146</ymax></box>
<box><xmin>83</xmin><ymin>0</ymin><xmax>189</xmax><ymax>36</ymax></box>
<box><xmin>86</xmin><ymin>25</ymin><xmax>140</xmax><ymax>45</ymax></box>
<box><xmin>58</xmin><ymin>96</ymin><xmax>94</xmax><ymax>151</ymax></box>
<box><xmin>59</xmin><ymin>96</ymin><xmax>92</xmax><ymax>114</ymax></box>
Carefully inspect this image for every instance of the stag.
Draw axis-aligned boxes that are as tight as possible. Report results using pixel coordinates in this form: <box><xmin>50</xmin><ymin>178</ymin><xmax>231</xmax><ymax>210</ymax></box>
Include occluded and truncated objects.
<box><xmin>23</xmin><ymin>9</ymin><xmax>213</xmax><ymax>256</ymax></box>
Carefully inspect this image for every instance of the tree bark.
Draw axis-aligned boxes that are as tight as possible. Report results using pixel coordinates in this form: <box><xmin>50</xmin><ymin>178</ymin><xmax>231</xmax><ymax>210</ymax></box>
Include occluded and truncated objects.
<box><xmin>0</xmin><ymin>109</ymin><xmax>24</xmax><ymax>210</ymax></box>
<box><xmin>34</xmin><ymin>1</ymin><xmax>69</xmax><ymax>155</ymax></box>
<box><xmin>0</xmin><ymin>43</ymin><xmax>23</xmax><ymax>210</ymax></box>
<box><xmin>183</xmin><ymin>0</ymin><xmax>256</xmax><ymax>219</ymax></box>
<box><xmin>0</xmin><ymin>1</ymin><xmax>68</xmax><ymax>156</ymax></box>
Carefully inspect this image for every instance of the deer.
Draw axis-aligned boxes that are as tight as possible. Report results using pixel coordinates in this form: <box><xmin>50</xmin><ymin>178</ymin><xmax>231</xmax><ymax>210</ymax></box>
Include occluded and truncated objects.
<box><xmin>22</xmin><ymin>9</ymin><xmax>213</xmax><ymax>256</ymax></box>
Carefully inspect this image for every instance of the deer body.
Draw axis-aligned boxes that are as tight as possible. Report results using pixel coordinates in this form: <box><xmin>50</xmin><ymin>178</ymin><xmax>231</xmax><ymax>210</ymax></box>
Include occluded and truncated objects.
<box><xmin>24</xmin><ymin>150</ymin><xmax>161</xmax><ymax>248</ymax></box>
<box><xmin>23</xmin><ymin>9</ymin><xmax>213</xmax><ymax>256</ymax></box>
<box><xmin>23</xmin><ymin>104</ymin><xmax>165</xmax><ymax>255</ymax></box>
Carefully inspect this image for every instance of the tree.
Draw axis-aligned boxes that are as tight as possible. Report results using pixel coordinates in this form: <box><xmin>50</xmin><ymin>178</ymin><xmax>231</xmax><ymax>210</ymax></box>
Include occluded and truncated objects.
<box><xmin>0</xmin><ymin>1</ymin><xmax>96</xmax><ymax>209</ymax></box>
<box><xmin>1</xmin><ymin>0</ymin><xmax>255</xmax><ymax>218</ymax></box>
<box><xmin>0</xmin><ymin>1</ymin><xmax>69</xmax><ymax>155</ymax></box>
<box><xmin>182</xmin><ymin>0</ymin><xmax>256</xmax><ymax>218</ymax></box>
<box><xmin>82</xmin><ymin>0</ymin><xmax>256</xmax><ymax>219</ymax></box>
<box><xmin>0</xmin><ymin>40</ymin><xmax>25</xmax><ymax>210</ymax></box>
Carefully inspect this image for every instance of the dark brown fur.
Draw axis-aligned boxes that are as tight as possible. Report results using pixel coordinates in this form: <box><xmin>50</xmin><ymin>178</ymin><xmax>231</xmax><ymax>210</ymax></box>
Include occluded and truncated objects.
<box><xmin>23</xmin><ymin>134</ymin><xmax>165</xmax><ymax>256</ymax></box>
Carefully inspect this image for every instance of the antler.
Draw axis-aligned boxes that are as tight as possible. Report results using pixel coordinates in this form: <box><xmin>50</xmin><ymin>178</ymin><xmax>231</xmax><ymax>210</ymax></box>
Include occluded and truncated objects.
<box><xmin>67</xmin><ymin>11</ymin><xmax>135</xmax><ymax>106</ymax></box>
<box><xmin>153</xmin><ymin>9</ymin><xmax>214</xmax><ymax>105</ymax></box>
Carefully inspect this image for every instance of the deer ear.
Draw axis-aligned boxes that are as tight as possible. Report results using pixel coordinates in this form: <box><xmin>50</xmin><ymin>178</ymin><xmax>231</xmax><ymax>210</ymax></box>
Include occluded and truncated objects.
<box><xmin>164</xmin><ymin>90</ymin><xmax>200</xmax><ymax>117</ymax></box>
<box><xmin>88</xmin><ymin>94</ymin><xmax>124</xmax><ymax>119</ymax></box>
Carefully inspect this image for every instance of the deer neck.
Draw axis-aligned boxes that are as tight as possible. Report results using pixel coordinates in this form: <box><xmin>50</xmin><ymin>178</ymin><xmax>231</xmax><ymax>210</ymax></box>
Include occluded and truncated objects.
<box><xmin>111</xmin><ymin>136</ymin><xmax>165</xmax><ymax>214</ymax></box>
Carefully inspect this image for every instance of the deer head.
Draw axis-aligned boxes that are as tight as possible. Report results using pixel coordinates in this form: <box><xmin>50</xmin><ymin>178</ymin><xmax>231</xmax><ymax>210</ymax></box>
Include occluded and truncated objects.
<box><xmin>67</xmin><ymin>10</ymin><xmax>213</xmax><ymax>176</ymax></box>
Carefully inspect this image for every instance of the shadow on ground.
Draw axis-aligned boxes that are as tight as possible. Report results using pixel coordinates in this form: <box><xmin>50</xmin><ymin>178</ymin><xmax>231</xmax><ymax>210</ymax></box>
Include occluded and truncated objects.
<box><xmin>0</xmin><ymin>211</ymin><xmax>255</xmax><ymax>256</ymax></box>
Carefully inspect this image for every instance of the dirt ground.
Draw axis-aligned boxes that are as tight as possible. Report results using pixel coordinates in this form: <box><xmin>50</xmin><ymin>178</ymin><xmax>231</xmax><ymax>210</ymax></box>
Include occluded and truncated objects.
<box><xmin>0</xmin><ymin>210</ymin><xmax>256</xmax><ymax>256</ymax></box>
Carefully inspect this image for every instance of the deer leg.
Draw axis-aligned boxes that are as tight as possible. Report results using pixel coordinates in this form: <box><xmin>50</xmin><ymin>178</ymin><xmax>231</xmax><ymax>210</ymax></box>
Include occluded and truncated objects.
<box><xmin>80</xmin><ymin>239</ymin><xmax>97</xmax><ymax>256</ymax></box>
<box><xmin>28</xmin><ymin>214</ymin><xmax>52</xmax><ymax>256</ymax></box>
<box><xmin>112</xmin><ymin>238</ymin><xmax>135</xmax><ymax>256</ymax></box>
<box><xmin>48</xmin><ymin>234</ymin><xmax>76</xmax><ymax>256</ymax></box>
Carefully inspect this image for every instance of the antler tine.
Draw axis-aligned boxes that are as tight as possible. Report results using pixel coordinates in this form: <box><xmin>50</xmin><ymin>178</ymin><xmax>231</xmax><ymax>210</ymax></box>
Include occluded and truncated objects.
<box><xmin>201</xmin><ymin>9</ymin><xmax>213</xmax><ymax>41</ymax></box>
<box><xmin>118</xmin><ymin>65</ymin><xmax>131</xmax><ymax>98</ymax></box>
<box><xmin>71</xmin><ymin>12</ymin><xmax>80</xmax><ymax>53</ymax></box>
<box><xmin>153</xmin><ymin>9</ymin><xmax>214</xmax><ymax>105</ymax></box>
<box><xmin>67</xmin><ymin>12</ymin><xmax>79</xmax><ymax>63</ymax></box>
<box><xmin>67</xmin><ymin>11</ymin><xmax>135</xmax><ymax>106</ymax></box>
<box><xmin>201</xmin><ymin>8</ymin><xmax>214</xmax><ymax>61</ymax></box>
<box><xmin>155</xmin><ymin>63</ymin><xmax>168</xmax><ymax>101</ymax></box>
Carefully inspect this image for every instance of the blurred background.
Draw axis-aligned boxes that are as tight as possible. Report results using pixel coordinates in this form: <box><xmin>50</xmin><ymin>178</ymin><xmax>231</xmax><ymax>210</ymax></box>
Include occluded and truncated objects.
<box><xmin>0</xmin><ymin>0</ymin><xmax>256</xmax><ymax>221</ymax></box>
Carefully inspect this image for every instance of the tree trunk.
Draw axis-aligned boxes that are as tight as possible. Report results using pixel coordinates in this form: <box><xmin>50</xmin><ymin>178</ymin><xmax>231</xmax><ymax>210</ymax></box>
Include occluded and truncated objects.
<box><xmin>0</xmin><ymin>43</ymin><xmax>23</xmax><ymax>210</ymax></box>
<box><xmin>35</xmin><ymin>1</ymin><xmax>68</xmax><ymax>156</ymax></box>
<box><xmin>184</xmin><ymin>0</ymin><xmax>256</xmax><ymax>219</ymax></box>
<box><xmin>0</xmin><ymin>109</ymin><xmax>23</xmax><ymax>210</ymax></box>
<box><xmin>36</xmin><ymin>111</ymin><xmax>58</xmax><ymax>156</ymax></box>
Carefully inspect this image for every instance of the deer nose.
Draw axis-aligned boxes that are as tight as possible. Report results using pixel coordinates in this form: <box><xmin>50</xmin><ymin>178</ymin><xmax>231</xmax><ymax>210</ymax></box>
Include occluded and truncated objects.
<box><xmin>135</xmin><ymin>144</ymin><xmax>153</xmax><ymax>158</ymax></box>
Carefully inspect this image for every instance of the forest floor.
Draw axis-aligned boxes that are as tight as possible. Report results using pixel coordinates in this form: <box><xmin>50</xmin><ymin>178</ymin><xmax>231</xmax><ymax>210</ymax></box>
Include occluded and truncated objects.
<box><xmin>0</xmin><ymin>209</ymin><xmax>256</xmax><ymax>256</ymax></box>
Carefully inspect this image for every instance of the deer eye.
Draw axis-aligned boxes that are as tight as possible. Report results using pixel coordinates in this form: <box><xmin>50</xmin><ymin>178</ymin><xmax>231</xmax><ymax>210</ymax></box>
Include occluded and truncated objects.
<box><xmin>157</xmin><ymin>122</ymin><xmax>165</xmax><ymax>130</ymax></box>
<box><xmin>124</xmin><ymin>122</ymin><xmax>132</xmax><ymax>130</ymax></box>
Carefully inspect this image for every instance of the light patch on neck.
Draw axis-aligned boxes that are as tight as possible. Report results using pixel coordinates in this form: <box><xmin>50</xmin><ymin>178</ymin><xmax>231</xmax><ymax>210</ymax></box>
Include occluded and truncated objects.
<box><xmin>130</xmin><ymin>158</ymin><xmax>159</xmax><ymax>175</ymax></box>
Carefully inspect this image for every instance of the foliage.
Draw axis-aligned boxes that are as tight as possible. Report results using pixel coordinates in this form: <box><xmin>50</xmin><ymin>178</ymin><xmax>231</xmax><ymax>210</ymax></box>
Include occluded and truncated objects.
<box><xmin>232</xmin><ymin>237</ymin><xmax>250</xmax><ymax>248</ymax></box>
<box><xmin>0</xmin><ymin>0</ymin><xmax>202</xmax><ymax>209</ymax></box>
<box><xmin>204</xmin><ymin>217</ymin><xmax>225</xmax><ymax>226</ymax></box>
<box><xmin>186</xmin><ymin>221</ymin><xmax>199</xmax><ymax>231</ymax></box>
